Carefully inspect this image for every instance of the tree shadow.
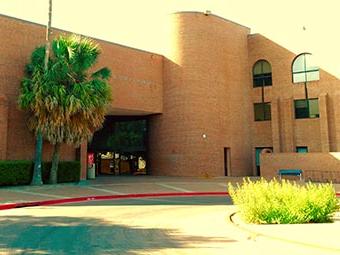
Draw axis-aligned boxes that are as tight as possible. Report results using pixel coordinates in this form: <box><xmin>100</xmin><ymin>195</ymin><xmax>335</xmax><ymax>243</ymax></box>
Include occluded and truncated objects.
<box><xmin>0</xmin><ymin>215</ymin><xmax>236</xmax><ymax>255</ymax></box>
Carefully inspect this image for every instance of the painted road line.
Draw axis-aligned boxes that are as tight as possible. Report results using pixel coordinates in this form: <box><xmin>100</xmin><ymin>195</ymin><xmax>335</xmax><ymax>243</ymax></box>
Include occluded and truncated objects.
<box><xmin>83</xmin><ymin>186</ymin><xmax>125</xmax><ymax>195</ymax></box>
<box><xmin>156</xmin><ymin>183</ymin><xmax>192</xmax><ymax>192</ymax></box>
<box><xmin>218</xmin><ymin>183</ymin><xmax>228</xmax><ymax>187</ymax></box>
<box><xmin>10</xmin><ymin>190</ymin><xmax>69</xmax><ymax>199</ymax></box>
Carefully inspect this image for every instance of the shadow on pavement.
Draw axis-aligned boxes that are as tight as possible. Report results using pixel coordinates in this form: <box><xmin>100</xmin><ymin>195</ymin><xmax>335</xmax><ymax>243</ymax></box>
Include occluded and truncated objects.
<box><xmin>0</xmin><ymin>215</ymin><xmax>236</xmax><ymax>255</ymax></box>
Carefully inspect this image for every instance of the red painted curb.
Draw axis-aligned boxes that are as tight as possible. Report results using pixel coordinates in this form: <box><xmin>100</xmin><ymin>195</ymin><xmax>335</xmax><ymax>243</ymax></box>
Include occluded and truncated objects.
<box><xmin>1</xmin><ymin>191</ymin><xmax>339</xmax><ymax>211</ymax></box>
<box><xmin>0</xmin><ymin>192</ymin><xmax>229</xmax><ymax>211</ymax></box>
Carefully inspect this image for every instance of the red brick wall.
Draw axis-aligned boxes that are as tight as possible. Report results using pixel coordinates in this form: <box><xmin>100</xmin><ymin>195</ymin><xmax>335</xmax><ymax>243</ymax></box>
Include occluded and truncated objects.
<box><xmin>0</xmin><ymin>14</ymin><xmax>163</xmax><ymax>162</ymax></box>
<box><xmin>149</xmin><ymin>12</ymin><xmax>253</xmax><ymax>177</ymax></box>
<box><xmin>261</xmin><ymin>152</ymin><xmax>340</xmax><ymax>183</ymax></box>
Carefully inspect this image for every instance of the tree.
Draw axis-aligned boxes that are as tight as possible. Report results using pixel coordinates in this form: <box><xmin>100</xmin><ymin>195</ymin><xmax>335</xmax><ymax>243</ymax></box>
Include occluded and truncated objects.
<box><xmin>26</xmin><ymin>0</ymin><xmax>53</xmax><ymax>186</ymax></box>
<box><xmin>19</xmin><ymin>35</ymin><xmax>111</xmax><ymax>184</ymax></box>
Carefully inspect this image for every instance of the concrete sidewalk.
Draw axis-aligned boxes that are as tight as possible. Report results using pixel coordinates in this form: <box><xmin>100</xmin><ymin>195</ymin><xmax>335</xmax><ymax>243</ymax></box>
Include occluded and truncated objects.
<box><xmin>0</xmin><ymin>176</ymin><xmax>340</xmax><ymax>205</ymax></box>
<box><xmin>0</xmin><ymin>176</ymin><xmax>234</xmax><ymax>205</ymax></box>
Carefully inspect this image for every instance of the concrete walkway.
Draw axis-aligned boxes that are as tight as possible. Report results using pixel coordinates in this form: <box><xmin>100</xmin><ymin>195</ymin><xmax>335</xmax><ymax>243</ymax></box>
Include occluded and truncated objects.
<box><xmin>0</xmin><ymin>176</ymin><xmax>339</xmax><ymax>255</ymax></box>
<box><xmin>0</xmin><ymin>176</ymin><xmax>239</xmax><ymax>205</ymax></box>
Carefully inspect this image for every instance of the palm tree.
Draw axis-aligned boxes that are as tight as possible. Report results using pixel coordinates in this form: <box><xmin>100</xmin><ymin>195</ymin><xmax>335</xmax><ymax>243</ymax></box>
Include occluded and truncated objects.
<box><xmin>19</xmin><ymin>35</ymin><xmax>111</xmax><ymax>184</ymax></box>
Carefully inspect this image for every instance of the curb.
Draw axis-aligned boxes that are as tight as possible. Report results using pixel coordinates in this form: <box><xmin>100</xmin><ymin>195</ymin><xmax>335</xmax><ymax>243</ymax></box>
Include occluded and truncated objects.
<box><xmin>0</xmin><ymin>191</ymin><xmax>229</xmax><ymax>211</ymax></box>
<box><xmin>228</xmin><ymin>211</ymin><xmax>340</xmax><ymax>253</ymax></box>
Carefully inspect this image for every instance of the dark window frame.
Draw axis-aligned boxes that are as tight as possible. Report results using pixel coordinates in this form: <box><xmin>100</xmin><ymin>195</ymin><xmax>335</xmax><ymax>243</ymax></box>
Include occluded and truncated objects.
<box><xmin>253</xmin><ymin>60</ymin><xmax>272</xmax><ymax>88</ymax></box>
<box><xmin>292</xmin><ymin>53</ymin><xmax>320</xmax><ymax>83</ymax></box>
<box><xmin>254</xmin><ymin>102</ymin><xmax>271</xmax><ymax>121</ymax></box>
<box><xmin>294</xmin><ymin>98</ymin><xmax>319</xmax><ymax>119</ymax></box>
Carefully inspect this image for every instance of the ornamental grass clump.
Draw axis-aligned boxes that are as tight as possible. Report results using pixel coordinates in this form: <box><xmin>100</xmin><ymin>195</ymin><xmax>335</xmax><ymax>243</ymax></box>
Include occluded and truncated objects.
<box><xmin>228</xmin><ymin>178</ymin><xmax>339</xmax><ymax>224</ymax></box>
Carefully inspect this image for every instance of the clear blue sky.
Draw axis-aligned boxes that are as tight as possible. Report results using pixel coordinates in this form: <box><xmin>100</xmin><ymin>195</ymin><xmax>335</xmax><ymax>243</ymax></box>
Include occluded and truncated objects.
<box><xmin>1</xmin><ymin>0</ymin><xmax>339</xmax><ymax>77</ymax></box>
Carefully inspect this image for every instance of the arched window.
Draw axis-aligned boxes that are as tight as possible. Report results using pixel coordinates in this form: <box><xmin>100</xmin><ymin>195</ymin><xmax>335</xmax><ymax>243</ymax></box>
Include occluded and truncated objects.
<box><xmin>253</xmin><ymin>60</ymin><xmax>272</xmax><ymax>87</ymax></box>
<box><xmin>292</xmin><ymin>53</ymin><xmax>319</xmax><ymax>83</ymax></box>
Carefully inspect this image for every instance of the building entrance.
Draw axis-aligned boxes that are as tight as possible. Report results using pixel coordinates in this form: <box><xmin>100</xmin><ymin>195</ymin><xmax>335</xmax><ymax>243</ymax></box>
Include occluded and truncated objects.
<box><xmin>88</xmin><ymin>116</ymin><xmax>148</xmax><ymax>176</ymax></box>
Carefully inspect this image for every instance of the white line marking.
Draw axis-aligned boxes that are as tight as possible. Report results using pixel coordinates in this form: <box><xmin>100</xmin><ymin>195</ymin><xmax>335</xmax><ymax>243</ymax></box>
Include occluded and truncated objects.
<box><xmin>156</xmin><ymin>183</ymin><xmax>191</xmax><ymax>192</ymax></box>
<box><xmin>10</xmin><ymin>190</ymin><xmax>69</xmax><ymax>199</ymax></box>
<box><xmin>218</xmin><ymin>183</ymin><xmax>228</xmax><ymax>187</ymax></box>
<box><xmin>83</xmin><ymin>186</ymin><xmax>124</xmax><ymax>195</ymax></box>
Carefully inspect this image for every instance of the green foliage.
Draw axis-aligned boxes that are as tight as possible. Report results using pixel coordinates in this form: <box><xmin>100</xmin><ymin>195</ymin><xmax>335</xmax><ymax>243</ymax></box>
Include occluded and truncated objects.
<box><xmin>0</xmin><ymin>161</ymin><xmax>80</xmax><ymax>186</ymax></box>
<box><xmin>42</xmin><ymin>161</ymin><xmax>80</xmax><ymax>183</ymax></box>
<box><xmin>228</xmin><ymin>178</ymin><xmax>340</xmax><ymax>224</ymax></box>
<box><xmin>0</xmin><ymin>161</ymin><xmax>32</xmax><ymax>185</ymax></box>
<box><xmin>18</xmin><ymin>34</ymin><xmax>112</xmax><ymax>147</ymax></box>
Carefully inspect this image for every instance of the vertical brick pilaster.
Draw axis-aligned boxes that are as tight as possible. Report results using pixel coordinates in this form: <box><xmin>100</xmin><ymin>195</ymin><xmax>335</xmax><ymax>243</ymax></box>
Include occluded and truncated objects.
<box><xmin>0</xmin><ymin>95</ymin><xmax>8</xmax><ymax>160</ymax></box>
<box><xmin>334</xmin><ymin>93</ymin><xmax>340</xmax><ymax>151</ymax></box>
<box><xmin>319</xmin><ymin>93</ymin><xmax>330</xmax><ymax>152</ymax></box>
<box><xmin>281</xmin><ymin>98</ymin><xmax>295</xmax><ymax>152</ymax></box>
<box><xmin>271</xmin><ymin>97</ymin><xmax>281</xmax><ymax>152</ymax></box>
<box><xmin>80</xmin><ymin>141</ymin><xmax>87</xmax><ymax>180</ymax></box>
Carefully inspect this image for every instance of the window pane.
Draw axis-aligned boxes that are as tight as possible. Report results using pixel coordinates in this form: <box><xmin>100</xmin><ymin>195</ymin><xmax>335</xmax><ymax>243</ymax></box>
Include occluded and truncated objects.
<box><xmin>293</xmin><ymin>72</ymin><xmax>307</xmax><ymax>83</ymax></box>
<box><xmin>294</xmin><ymin>100</ymin><xmax>309</xmax><ymax>118</ymax></box>
<box><xmin>305</xmin><ymin>54</ymin><xmax>319</xmax><ymax>72</ymax></box>
<box><xmin>309</xmin><ymin>99</ymin><xmax>319</xmax><ymax>118</ymax></box>
<box><xmin>262</xmin><ymin>61</ymin><xmax>271</xmax><ymax>73</ymax></box>
<box><xmin>264</xmin><ymin>103</ymin><xmax>271</xmax><ymax>120</ymax></box>
<box><xmin>253</xmin><ymin>62</ymin><xmax>262</xmax><ymax>75</ymax></box>
<box><xmin>292</xmin><ymin>55</ymin><xmax>305</xmax><ymax>72</ymax></box>
<box><xmin>306</xmin><ymin>71</ymin><xmax>320</xmax><ymax>82</ymax></box>
<box><xmin>296</xmin><ymin>146</ymin><xmax>308</xmax><ymax>153</ymax></box>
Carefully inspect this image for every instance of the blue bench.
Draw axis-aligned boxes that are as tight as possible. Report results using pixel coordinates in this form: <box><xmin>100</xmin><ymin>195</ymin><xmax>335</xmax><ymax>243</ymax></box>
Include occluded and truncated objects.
<box><xmin>278</xmin><ymin>169</ymin><xmax>303</xmax><ymax>181</ymax></box>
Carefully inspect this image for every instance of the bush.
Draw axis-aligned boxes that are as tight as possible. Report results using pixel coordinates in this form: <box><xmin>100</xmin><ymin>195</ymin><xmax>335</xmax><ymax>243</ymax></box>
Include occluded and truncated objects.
<box><xmin>0</xmin><ymin>160</ymin><xmax>32</xmax><ymax>185</ymax></box>
<box><xmin>228</xmin><ymin>178</ymin><xmax>340</xmax><ymax>224</ymax></box>
<box><xmin>0</xmin><ymin>160</ymin><xmax>80</xmax><ymax>186</ymax></box>
<box><xmin>42</xmin><ymin>161</ymin><xmax>80</xmax><ymax>183</ymax></box>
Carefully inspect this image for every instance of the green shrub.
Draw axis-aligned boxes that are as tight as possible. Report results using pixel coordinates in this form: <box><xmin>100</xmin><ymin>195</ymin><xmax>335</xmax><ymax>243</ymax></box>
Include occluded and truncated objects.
<box><xmin>42</xmin><ymin>161</ymin><xmax>80</xmax><ymax>183</ymax></box>
<box><xmin>0</xmin><ymin>160</ymin><xmax>33</xmax><ymax>185</ymax></box>
<box><xmin>0</xmin><ymin>160</ymin><xmax>80</xmax><ymax>186</ymax></box>
<box><xmin>228</xmin><ymin>178</ymin><xmax>340</xmax><ymax>224</ymax></box>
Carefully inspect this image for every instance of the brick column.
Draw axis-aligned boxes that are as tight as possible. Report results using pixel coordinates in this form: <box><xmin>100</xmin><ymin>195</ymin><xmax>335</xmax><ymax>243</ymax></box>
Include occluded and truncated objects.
<box><xmin>281</xmin><ymin>98</ymin><xmax>295</xmax><ymax>152</ymax></box>
<box><xmin>80</xmin><ymin>141</ymin><xmax>87</xmax><ymax>180</ymax></box>
<box><xmin>271</xmin><ymin>97</ymin><xmax>281</xmax><ymax>152</ymax></box>
<box><xmin>0</xmin><ymin>95</ymin><xmax>8</xmax><ymax>160</ymax></box>
<box><xmin>319</xmin><ymin>93</ymin><xmax>330</xmax><ymax>152</ymax></box>
<box><xmin>334</xmin><ymin>92</ymin><xmax>340</xmax><ymax>151</ymax></box>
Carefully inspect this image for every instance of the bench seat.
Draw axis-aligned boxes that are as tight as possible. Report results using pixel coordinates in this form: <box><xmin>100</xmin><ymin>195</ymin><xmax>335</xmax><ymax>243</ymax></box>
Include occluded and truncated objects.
<box><xmin>278</xmin><ymin>169</ymin><xmax>303</xmax><ymax>180</ymax></box>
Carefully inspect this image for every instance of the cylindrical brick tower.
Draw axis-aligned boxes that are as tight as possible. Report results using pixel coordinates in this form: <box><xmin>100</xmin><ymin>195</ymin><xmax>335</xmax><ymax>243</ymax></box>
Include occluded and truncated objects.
<box><xmin>149</xmin><ymin>12</ymin><xmax>253</xmax><ymax>176</ymax></box>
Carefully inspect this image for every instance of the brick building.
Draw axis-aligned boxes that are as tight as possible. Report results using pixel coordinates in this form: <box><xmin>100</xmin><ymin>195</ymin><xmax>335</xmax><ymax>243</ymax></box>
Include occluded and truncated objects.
<box><xmin>1</xmin><ymin>12</ymin><xmax>340</xmax><ymax>180</ymax></box>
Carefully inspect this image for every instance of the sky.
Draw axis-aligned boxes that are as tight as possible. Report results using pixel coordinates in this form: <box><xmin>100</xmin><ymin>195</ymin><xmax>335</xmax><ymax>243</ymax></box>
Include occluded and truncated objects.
<box><xmin>1</xmin><ymin>0</ymin><xmax>340</xmax><ymax>77</ymax></box>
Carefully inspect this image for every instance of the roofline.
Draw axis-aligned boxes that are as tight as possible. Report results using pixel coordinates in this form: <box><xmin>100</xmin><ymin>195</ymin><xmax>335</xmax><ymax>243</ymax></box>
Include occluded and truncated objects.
<box><xmin>171</xmin><ymin>11</ymin><xmax>250</xmax><ymax>31</ymax></box>
<box><xmin>0</xmin><ymin>13</ymin><xmax>163</xmax><ymax>57</ymax></box>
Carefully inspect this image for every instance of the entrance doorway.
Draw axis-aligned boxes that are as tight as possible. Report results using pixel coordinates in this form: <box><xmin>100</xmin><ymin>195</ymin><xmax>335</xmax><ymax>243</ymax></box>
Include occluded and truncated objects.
<box><xmin>224</xmin><ymin>148</ymin><xmax>231</xmax><ymax>176</ymax></box>
<box><xmin>255</xmin><ymin>147</ymin><xmax>273</xmax><ymax>176</ymax></box>
<box><xmin>89</xmin><ymin>116</ymin><xmax>148</xmax><ymax>176</ymax></box>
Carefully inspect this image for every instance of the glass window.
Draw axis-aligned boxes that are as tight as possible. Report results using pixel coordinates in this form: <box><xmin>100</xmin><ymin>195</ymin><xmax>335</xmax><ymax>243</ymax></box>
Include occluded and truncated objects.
<box><xmin>292</xmin><ymin>53</ymin><xmax>319</xmax><ymax>83</ymax></box>
<box><xmin>254</xmin><ymin>102</ymin><xmax>271</xmax><ymax>121</ymax></box>
<box><xmin>253</xmin><ymin>60</ymin><xmax>272</xmax><ymax>87</ymax></box>
<box><xmin>296</xmin><ymin>146</ymin><xmax>308</xmax><ymax>153</ymax></box>
<box><xmin>294</xmin><ymin>98</ymin><xmax>319</xmax><ymax>119</ymax></box>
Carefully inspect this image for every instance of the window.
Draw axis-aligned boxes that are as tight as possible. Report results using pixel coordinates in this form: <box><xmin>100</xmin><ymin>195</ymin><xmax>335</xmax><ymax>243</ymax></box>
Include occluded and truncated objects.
<box><xmin>294</xmin><ymin>98</ymin><xmax>319</xmax><ymax>119</ymax></box>
<box><xmin>296</xmin><ymin>146</ymin><xmax>308</xmax><ymax>153</ymax></box>
<box><xmin>292</xmin><ymin>53</ymin><xmax>319</xmax><ymax>83</ymax></box>
<box><xmin>254</xmin><ymin>102</ymin><xmax>271</xmax><ymax>121</ymax></box>
<box><xmin>253</xmin><ymin>60</ymin><xmax>272</xmax><ymax>87</ymax></box>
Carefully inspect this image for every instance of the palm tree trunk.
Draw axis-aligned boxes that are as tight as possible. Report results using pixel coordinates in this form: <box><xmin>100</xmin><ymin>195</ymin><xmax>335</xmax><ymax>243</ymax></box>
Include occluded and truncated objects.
<box><xmin>31</xmin><ymin>131</ymin><xmax>43</xmax><ymax>185</ymax></box>
<box><xmin>31</xmin><ymin>0</ymin><xmax>52</xmax><ymax>185</ymax></box>
<box><xmin>49</xmin><ymin>143</ymin><xmax>60</xmax><ymax>184</ymax></box>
